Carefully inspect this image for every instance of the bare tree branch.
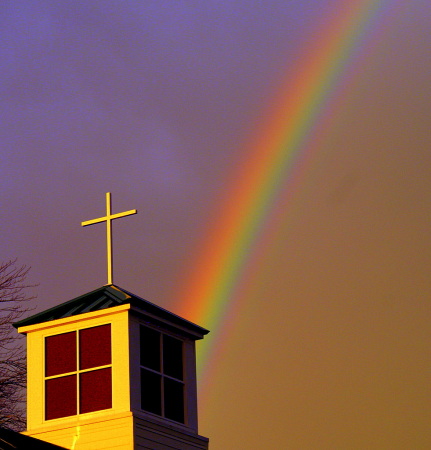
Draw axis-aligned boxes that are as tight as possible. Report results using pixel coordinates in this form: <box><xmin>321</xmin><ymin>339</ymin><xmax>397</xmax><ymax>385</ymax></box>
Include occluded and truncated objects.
<box><xmin>0</xmin><ymin>259</ymin><xmax>36</xmax><ymax>431</ymax></box>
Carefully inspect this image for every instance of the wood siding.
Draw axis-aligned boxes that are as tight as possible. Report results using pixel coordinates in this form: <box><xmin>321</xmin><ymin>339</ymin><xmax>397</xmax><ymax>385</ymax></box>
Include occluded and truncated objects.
<box><xmin>134</xmin><ymin>415</ymin><xmax>209</xmax><ymax>450</ymax></box>
<box><xmin>24</xmin><ymin>411</ymin><xmax>134</xmax><ymax>450</ymax></box>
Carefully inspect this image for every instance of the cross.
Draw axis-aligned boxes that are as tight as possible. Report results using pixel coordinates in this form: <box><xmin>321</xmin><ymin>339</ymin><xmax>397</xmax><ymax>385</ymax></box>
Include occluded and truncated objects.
<box><xmin>81</xmin><ymin>192</ymin><xmax>137</xmax><ymax>285</ymax></box>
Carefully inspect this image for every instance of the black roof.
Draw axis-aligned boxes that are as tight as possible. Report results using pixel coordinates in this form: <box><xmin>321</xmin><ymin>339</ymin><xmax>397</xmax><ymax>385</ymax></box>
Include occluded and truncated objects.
<box><xmin>13</xmin><ymin>285</ymin><xmax>209</xmax><ymax>339</ymax></box>
<box><xmin>0</xmin><ymin>428</ymin><xmax>66</xmax><ymax>450</ymax></box>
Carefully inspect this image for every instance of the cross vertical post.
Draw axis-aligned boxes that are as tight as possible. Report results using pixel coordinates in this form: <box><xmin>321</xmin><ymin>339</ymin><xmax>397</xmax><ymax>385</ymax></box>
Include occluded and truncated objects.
<box><xmin>81</xmin><ymin>192</ymin><xmax>137</xmax><ymax>285</ymax></box>
<box><xmin>106</xmin><ymin>192</ymin><xmax>113</xmax><ymax>285</ymax></box>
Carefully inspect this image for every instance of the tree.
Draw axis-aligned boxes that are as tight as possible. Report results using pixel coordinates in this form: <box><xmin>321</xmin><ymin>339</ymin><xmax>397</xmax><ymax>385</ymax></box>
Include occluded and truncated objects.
<box><xmin>0</xmin><ymin>260</ymin><xmax>35</xmax><ymax>431</ymax></box>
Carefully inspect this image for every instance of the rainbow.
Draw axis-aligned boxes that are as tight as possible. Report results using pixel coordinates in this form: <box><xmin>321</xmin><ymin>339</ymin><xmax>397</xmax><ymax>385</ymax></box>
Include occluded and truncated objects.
<box><xmin>174</xmin><ymin>0</ymin><xmax>402</xmax><ymax>394</ymax></box>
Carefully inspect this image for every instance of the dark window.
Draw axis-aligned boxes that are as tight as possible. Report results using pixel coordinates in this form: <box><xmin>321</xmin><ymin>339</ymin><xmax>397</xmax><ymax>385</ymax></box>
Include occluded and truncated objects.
<box><xmin>140</xmin><ymin>369</ymin><xmax>162</xmax><ymax>415</ymax></box>
<box><xmin>44</xmin><ymin>324</ymin><xmax>112</xmax><ymax>420</ymax></box>
<box><xmin>140</xmin><ymin>326</ymin><xmax>185</xmax><ymax>423</ymax></box>
<box><xmin>140</xmin><ymin>326</ymin><xmax>160</xmax><ymax>371</ymax></box>
<box><xmin>164</xmin><ymin>378</ymin><xmax>184</xmax><ymax>423</ymax></box>
<box><xmin>163</xmin><ymin>335</ymin><xmax>183</xmax><ymax>380</ymax></box>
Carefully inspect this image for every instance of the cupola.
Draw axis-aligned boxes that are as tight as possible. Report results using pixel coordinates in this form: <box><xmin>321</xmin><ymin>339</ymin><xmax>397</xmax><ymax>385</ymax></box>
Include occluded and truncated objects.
<box><xmin>14</xmin><ymin>285</ymin><xmax>209</xmax><ymax>449</ymax></box>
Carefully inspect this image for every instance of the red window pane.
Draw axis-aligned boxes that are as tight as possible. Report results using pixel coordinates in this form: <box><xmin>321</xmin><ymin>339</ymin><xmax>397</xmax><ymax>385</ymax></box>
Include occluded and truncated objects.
<box><xmin>45</xmin><ymin>375</ymin><xmax>77</xmax><ymax>420</ymax></box>
<box><xmin>45</xmin><ymin>332</ymin><xmax>76</xmax><ymax>377</ymax></box>
<box><xmin>80</xmin><ymin>368</ymin><xmax>112</xmax><ymax>414</ymax></box>
<box><xmin>79</xmin><ymin>324</ymin><xmax>111</xmax><ymax>370</ymax></box>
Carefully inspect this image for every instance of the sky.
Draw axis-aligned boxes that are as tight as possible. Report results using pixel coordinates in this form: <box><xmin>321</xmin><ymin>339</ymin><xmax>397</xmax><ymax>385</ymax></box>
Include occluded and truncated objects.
<box><xmin>1</xmin><ymin>1</ymin><xmax>431</xmax><ymax>448</ymax></box>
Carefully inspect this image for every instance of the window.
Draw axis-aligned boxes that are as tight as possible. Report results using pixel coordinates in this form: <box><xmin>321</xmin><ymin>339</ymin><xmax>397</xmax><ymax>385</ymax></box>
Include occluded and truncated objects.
<box><xmin>45</xmin><ymin>324</ymin><xmax>112</xmax><ymax>420</ymax></box>
<box><xmin>140</xmin><ymin>326</ymin><xmax>185</xmax><ymax>423</ymax></box>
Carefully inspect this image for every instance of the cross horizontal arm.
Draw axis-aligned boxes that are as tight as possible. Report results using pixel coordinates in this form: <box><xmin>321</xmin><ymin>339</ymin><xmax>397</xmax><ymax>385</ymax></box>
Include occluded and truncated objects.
<box><xmin>110</xmin><ymin>209</ymin><xmax>137</xmax><ymax>221</ymax></box>
<box><xmin>81</xmin><ymin>209</ymin><xmax>137</xmax><ymax>227</ymax></box>
<box><xmin>81</xmin><ymin>217</ymin><xmax>107</xmax><ymax>227</ymax></box>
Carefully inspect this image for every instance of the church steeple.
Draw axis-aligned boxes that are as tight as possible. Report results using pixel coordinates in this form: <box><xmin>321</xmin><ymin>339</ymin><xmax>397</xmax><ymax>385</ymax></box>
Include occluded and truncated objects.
<box><xmin>14</xmin><ymin>285</ymin><xmax>209</xmax><ymax>449</ymax></box>
<box><xmin>13</xmin><ymin>193</ymin><xmax>209</xmax><ymax>449</ymax></box>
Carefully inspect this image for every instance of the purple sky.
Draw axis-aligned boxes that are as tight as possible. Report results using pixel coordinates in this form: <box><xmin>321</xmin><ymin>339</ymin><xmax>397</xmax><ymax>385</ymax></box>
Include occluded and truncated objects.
<box><xmin>2</xmin><ymin>2</ymin><xmax>431</xmax><ymax>448</ymax></box>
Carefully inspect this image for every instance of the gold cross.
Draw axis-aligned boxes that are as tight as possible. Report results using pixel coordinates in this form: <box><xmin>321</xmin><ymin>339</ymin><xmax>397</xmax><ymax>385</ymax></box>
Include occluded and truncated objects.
<box><xmin>81</xmin><ymin>192</ymin><xmax>137</xmax><ymax>285</ymax></box>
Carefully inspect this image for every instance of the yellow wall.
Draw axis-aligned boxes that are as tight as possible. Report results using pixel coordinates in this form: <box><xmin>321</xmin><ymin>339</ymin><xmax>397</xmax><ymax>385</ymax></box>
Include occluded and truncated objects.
<box><xmin>19</xmin><ymin>304</ymin><xmax>133</xmax><ymax>450</ymax></box>
<box><xmin>25</xmin><ymin>411</ymin><xmax>133</xmax><ymax>450</ymax></box>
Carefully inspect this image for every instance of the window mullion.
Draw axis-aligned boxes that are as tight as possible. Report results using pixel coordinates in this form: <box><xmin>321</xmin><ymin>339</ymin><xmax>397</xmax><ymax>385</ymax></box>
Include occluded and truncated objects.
<box><xmin>160</xmin><ymin>333</ymin><xmax>164</xmax><ymax>417</ymax></box>
<box><xmin>46</xmin><ymin>371</ymin><xmax>78</xmax><ymax>380</ymax></box>
<box><xmin>163</xmin><ymin>374</ymin><xmax>185</xmax><ymax>384</ymax></box>
<box><xmin>76</xmin><ymin>330</ymin><xmax>80</xmax><ymax>415</ymax></box>
<box><xmin>80</xmin><ymin>364</ymin><xmax>112</xmax><ymax>374</ymax></box>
